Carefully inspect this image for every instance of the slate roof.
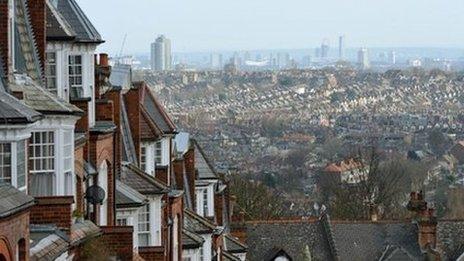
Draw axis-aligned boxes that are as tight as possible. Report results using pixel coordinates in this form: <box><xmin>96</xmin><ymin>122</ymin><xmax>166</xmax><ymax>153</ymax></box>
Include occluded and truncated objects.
<box><xmin>55</xmin><ymin>0</ymin><xmax>103</xmax><ymax>43</ymax></box>
<box><xmin>120</xmin><ymin>162</ymin><xmax>168</xmax><ymax>195</ymax></box>
<box><xmin>30</xmin><ymin>225</ymin><xmax>69</xmax><ymax>261</ymax></box>
<box><xmin>182</xmin><ymin>229</ymin><xmax>204</xmax><ymax>249</ymax></box>
<box><xmin>46</xmin><ymin>0</ymin><xmax>76</xmax><ymax>41</ymax></box>
<box><xmin>245</xmin><ymin>219</ymin><xmax>333</xmax><ymax>261</ymax></box>
<box><xmin>70</xmin><ymin>220</ymin><xmax>101</xmax><ymax>246</ymax></box>
<box><xmin>142</xmin><ymin>87</ymin><xmax>176</xmax><ymax>134</ymax></box>
<box><xmin>116</xmin><ymin>180</ymin><xmax>148</xmax><ymax>208</ymax></box>
<box><xmin>184</xmin><ymin>209</ymin><xmax>216</xmax><ymax>234</ymax></box>
<box><xmin>0</xmin><ymin>90</ymin><xmax>42</xmax><ymax>124</ymax></box>
<box><xmin>120</xmin><ymin>97</ymin><xmax>138</xmax><ymax>164</ymax></box>
<box><xmin>90</xmin><ymin>121</ymin><xmax>117</xmax><ymax>133</ymax></box>
<box><xmin>0</xmin><ymin>183</ymin><xmax>35</xmax><ymax>218</ymax></box>
<box><xmin>223</xmin><ymin>251</ymin><xmax>241</xmax><ymax>261</ymax></box>
<box><xmin>9</xmin><ymin>76</ymin><xmax>82</xmax><ymax>115</ymax></box>
<box><xmin>331</xmin><ymin>221</ymin><xmax>424</xmax><ymax>261</ymax></box>
<box><xmin>436</xmin><ymin>221</ymin><xmax>464</xmax><ymax>260</ymax></box>
<box><xmin>224</xmin><ymin>234</ymin><xmax>248</xmax><ymax>254</ymax></box>
<box><xmin>194</xmin><ymin>141</ymin><xmax>219</xmax><ymax>180</ymax></box>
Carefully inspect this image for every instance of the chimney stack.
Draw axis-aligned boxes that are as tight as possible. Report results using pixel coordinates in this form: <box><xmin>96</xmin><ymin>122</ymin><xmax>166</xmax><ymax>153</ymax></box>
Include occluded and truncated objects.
<box><xmin>407</xmin><ymin>191</ymin><xmax>438</xmax><ymax>250</ymax></box>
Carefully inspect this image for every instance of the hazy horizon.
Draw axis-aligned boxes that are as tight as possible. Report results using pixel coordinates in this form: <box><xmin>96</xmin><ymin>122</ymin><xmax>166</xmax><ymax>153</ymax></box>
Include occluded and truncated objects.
<box><xmin>78</xmin><ymin>0</ymin><xmax>464</xmax><ymax>55</ymax></box>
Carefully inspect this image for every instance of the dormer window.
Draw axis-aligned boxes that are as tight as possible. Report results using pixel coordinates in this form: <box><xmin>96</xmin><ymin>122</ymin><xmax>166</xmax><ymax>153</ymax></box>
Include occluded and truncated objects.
<box><xmin>69</xmin><ymin>55</ymin><xmax>83</xmax><ymax>98</ymax></box>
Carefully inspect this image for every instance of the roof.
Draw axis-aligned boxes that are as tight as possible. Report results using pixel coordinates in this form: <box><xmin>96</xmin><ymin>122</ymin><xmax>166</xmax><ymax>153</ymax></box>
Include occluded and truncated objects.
<box><xmin>0</xmin><ymin>183</ymin><xmax>35</xmax><ymax>218</ymax></box>
<box><xmin>0</xmin><ymin>90</ymin><xmax>42</xmax><ymax>124</ymax></box>
<box><xmin>184</xmin><ymin>208</ymin><xmax>216</xmax><ymax>234</ymax></box>
<box><xmin>55</xmin><ymin>0</ymin><xmax>103</xmax><ymax>43</ymax></box>
<box><xmin>324</xmin><ymin>158</ymin><xmax>363</xmax><ymax>173</ymax></box>
<box><xmin>46</xmin><ymin>0</ymin><xmax>76</xmax><ymax>41</ymax></box>
<box><xmin>70</xmin><ymin>220</ymin><xmax>101</xmax><ymax>246</ymax></box>
<box><xmin>116</xmin><ymin>180</ymin><xmax>148</xmax><ymax>208</ymax></box>
<box><xmin>224</xmin><ymin>234</ymin><xmax>247</xmax><ymax>254</ymax></box>
<box><xmin>142</xmin><ymin>86</ymin><xmax>176</xmax><ymax>134</ymax></box>
<box><xmin>9</xmin><ymin>76</ymin><xmax>82</xmax><ymax>115</ymax></box>
<box><xmin>120</xmin><ymin>162</ymin><xmax>168</xmax><ymax>195</ymax></box>
<box><xmin>182</xmin><ymin>229</ymin><xmax>205</xmax><ymax>249</ymax></box>
<box><xmin>30</xmin><ymin>225</ymin><xmax>69</xmax><ymax>261</ymax></box>
<box><xmin>223</xmin><ymin>251</ymin><xmax>241</xmax><ymax>261</ymax></box>
<box><xmin>90</xmin><ymin>121</ymin><xmax>117</xmax><ymax>134</ymax></box>
<box><xmin>120</xmin><ymin>97</ymin><xmax>138</xmax><ymax>164</ymax></box>
<box><xmin>245</xmin><ymin>219</ymin><xmax>333</xmax><ymax>261</ymax></box>
<box><xmin>436</xmin><ymin>221</ymin><xmax>464</xmax><ymax>260</ymax></box>
<box><xmin>331</xmin><ymin>221</ymin><xmax>423</xmax><ymax>261</ymax></box>
<box><xmin>194</xmin><ymin>141</ymin><xmax>219</xmax><ymax>180</ymax></box>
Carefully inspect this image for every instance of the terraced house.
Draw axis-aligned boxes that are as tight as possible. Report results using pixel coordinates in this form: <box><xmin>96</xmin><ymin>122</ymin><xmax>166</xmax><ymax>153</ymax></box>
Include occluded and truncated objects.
<box><xmin>0</xmin><ymin>0</ymin><xmax>246</xmax><ymax>260</ymax></box>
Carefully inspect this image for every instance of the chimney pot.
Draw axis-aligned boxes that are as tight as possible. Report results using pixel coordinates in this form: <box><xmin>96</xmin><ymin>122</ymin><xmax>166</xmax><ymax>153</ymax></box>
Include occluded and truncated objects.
<box><xmin>100</xmin><ymin>53</ymin><xmax>109</xmax><ymax>66</ymax></box>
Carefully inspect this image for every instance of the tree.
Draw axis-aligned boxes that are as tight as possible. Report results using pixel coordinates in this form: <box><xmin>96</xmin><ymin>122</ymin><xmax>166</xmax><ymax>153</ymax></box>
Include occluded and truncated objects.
<box><xmin>428</xmin><ymin>129</ymin><xmax>448</xmax><ymax>156</ymax></box>
<box><xmin>229</xmin><ymin>173</ymin><xmax>285</xmax><ymax>220</ymax></box>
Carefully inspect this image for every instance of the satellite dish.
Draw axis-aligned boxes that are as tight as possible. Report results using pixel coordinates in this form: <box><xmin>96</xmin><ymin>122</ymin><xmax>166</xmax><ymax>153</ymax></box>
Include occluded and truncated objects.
<box><xmin>85</xmin><ymin>185</ymin><xmax>106</xmax><ymax>204</ymax></box>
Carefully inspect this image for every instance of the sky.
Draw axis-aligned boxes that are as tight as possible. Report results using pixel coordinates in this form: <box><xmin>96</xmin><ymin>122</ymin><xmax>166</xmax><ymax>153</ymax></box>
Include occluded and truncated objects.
<box><xmin>77</xmin><ymin>0</ymin><xmax>464</xmax><ymax>55</ymax></box>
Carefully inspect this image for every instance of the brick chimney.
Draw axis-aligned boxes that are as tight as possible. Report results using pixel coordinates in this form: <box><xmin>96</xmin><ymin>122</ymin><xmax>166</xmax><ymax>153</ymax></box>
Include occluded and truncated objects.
<box><xmin>0</xmin><ymin>0</ymin><xmax>9</xmax><ymax>75</ymax></box>
<box><xmin>184</xmin><ymin>144</ymin><xmax>196</xmax><ymax>211</ymax></box>
<box><xmin>95</xmin><ymin>53</ymin><xmax>111</xmax><ymax>99</ymax></box>
<box><xmin>407</xmin><ymin>191</ymin><xmax>438</xmax><ymax>250</ymax></box>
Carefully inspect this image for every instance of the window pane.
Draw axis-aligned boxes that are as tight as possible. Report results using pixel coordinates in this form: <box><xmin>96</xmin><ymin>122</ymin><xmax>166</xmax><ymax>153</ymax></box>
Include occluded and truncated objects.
<box><xmin>0</xmin><ymin>143</ymin><xmax>12</xmax><ymax>184</ymax></box>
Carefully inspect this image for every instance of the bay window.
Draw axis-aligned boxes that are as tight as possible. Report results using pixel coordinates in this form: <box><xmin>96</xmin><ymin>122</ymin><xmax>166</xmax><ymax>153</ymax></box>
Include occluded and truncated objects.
<box><xmin>69</xmin><ymin>55</ymin><xmax>83</xmax><ymax>98</ymax></box>
<box><xmin>203</xmin><ymin>189</ymin><xmax>209</xmax><ymax>216</ymax></box>
<box><xmin>0</xmin><ymin>143</ymin><xmax>12</xmax><ymax>184</ymax></box>
<box><xmin>140</xmin><ymin>146</ymin><xmax>147</xmax><ymax>171</ymax></box>
<box><xmin>138</xmin><ymin>205</ymin><xmax>151</xmax><ymax>246</ymax></box>
<box><xmin>63</xmin><ymin>131</ymin><xmax>73</xmax><ymax>195</ymax></box>
<box><xmin>16</xmin><ymin>140</ymin><xmax>26</xmax><ymax>189</ymax></box>
<box><xmin>29</xmin><ymin>131</ymin><xmax>55</xmax><ymax>196</ymax></box>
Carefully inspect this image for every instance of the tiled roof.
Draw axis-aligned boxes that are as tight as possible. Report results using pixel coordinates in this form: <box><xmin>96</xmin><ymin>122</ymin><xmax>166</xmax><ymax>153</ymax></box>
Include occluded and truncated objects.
<box><xmin>0</xmin><ymin>90</ymin><xmax>42</xmax><ymax>124</ymax></box>
<box><xmin>182</xmin><ymin>229</ymin><xmax>204</xmax><ymax>249</ymax></box>
<box><xmin>436</xmin><ymin>221</ymin><xmax>464</xmax><ymax>260</ymax></box>
<box><xmin>224</xmin><ymin>234</ymin><xmax>247</xmax><ymax>254</ymax></box>
<box><xmin>30</xmin><ymin>225</ymin><xmax>69</xmax><ymax>261</ymax></box>
<box><xmin>9</xmin><ymin>76</ymin><xmax>82</xmax><ymax>115</ymax></box>
<box><xmin>194</xmin><ymin>140</ymin><xmax>219</xmax><ymax>180</ymax></box>
<box><xmin>120</xmin><ymin>162</ymin><xmax>168</xmax><ymax>195</ymax></box>
<box><xmin>324</xmin><ymin>158</ymin><xmax>363</xmax><ymax>173</ymax></box>
<box><xmin>142</xmin><ymin>87</ymin><xmax>176</xmax><ymax>134</ymax></box>
<box><xmin>0</xmin><ymin>183</ymin><xmax>35</xmax><ymax>218</ymax></box>
<box><xmin>184</xmin><ymin>209</ymin><xmax>216</xmax><ymax>234</ymax></box>
<box><xmin>223</xmin><ymin>251</ymin><xmax>241</xmax><ymax>261</ymax></box>
<box><xmin>46</xmin><ymin>0</ymin><xmax>76</xmax><ymax>40</ymax></box>
<box><xmin>116</xmin><ymin>180</ymin><xmax>148</xmax><ymax>208</ymax></box>
<box><xmin>55</xmin><ymin>0</ymin><xmax>103</xmax><ymax>43</ymax></box>
<box><xmin>245</xmin><ymin>219</ymin><xmax>333</xmax><ymax>261</ymax></box>
<box><xmin>70</xmin><ymin>220</ymin><xmax>101</xmax><ymax>246</ymax></box>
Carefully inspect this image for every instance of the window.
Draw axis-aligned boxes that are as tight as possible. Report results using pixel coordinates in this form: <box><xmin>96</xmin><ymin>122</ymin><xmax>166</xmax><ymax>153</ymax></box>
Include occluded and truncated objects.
<box><xmin>29</xmin><ymin>131</ymin><xmax>55</xmax><ymax>196</ymax></box>
<box><xmin>138</xmin><ymin>205</ymin><xmax>151</xmax><ymax>246</ymax></box>
<box><xmin>63</xmin><ymin>130</ymin><xmax>73</xmax><ymax>172</ymax></box>
<box><xmin>140</xmin><ymin>146</ymin><xmax>147</xmax><ymax>171</ymax></box>
<box><xmin>155</xmin><ymin>141</ymin><xmax>162</xmax><ymax>165</ymax></box>
<box><xmin>16</xmin><ymin>140</ymin><xmax>26</xmax><ymax>189</ymax></box>
<box><xmin>0</xmin><ymin>143</ymin><xmax>12</xmax><ymax>184</ymax></box>
<box><xmin>45</xmin><ymin>52</ymin><xmax>57</xmax><ymax>94</ymax></box>
<box><xmin>199</xmin><ymin>247</ymin><xmax>204</xmax><ymax>261</ymax></box>
<box><xmin>69</xmin><ymin>55</ymin><xmax>83</xmax><ymax>98</ymax></box>
<box><xmin>117</xmin><ymin>218</ymin><xmax>127</xmax><ymax>226</ymax></box>
<box><xmin>203</xmin><ymin>189</ymin><xmax>209</xmax><ymax>216</ymax></box>
<box><xmin>64</xmin><ymin>171</ymin><xmax>72</xmax><ymax>195</ymax></box>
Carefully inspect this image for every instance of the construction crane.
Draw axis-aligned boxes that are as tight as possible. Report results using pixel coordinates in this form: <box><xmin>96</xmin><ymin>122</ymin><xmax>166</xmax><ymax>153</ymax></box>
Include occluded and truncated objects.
<box><xmin>118</xmin><ymin>33</ymin><xmax>128</xmax><ymax>59</ymax></box>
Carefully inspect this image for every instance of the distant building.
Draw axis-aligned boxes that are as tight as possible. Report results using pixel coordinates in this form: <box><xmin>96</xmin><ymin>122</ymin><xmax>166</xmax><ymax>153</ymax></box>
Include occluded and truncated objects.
<box><xmin>210</xmin><ymin>53</ymin><xmax>223</xmax><ymax>69</ymax></box>
<box><xmin>150</xmin><ymin>35</ymin><xmax>172</xmax><ymax>71</ymax></box>
<box><xmin>338</xmin><ymin>35</ymin><xmax>345</xmax><ymax>60</ymax></box>
<box><xmin>358</xmin><ymin>48</ymin><xmax>370</xmax><ymax>69</ymax></box>
<box><xmin>321</xmin><ymin>39</ymin><xmax>330</xmax><ymax>59</ymax></box>
<box><xmin>389</xmin><ymin>51</ymin><xmax>397</xmax><ymax>65</ymax></box>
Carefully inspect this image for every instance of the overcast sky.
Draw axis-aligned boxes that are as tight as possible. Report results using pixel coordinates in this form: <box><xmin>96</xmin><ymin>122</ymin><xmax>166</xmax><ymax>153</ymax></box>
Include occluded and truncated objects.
<box><xmin>77</xmin><ymin>0</ymin><xmax>464</xmax><ymax>55</ymax></box>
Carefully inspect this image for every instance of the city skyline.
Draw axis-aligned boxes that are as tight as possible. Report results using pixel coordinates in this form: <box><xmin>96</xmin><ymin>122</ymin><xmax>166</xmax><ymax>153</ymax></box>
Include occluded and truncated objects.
<box><xmin>77</xmin><ymin>0</ymin><xmax>464</xmax><ymax>54</ymax></box>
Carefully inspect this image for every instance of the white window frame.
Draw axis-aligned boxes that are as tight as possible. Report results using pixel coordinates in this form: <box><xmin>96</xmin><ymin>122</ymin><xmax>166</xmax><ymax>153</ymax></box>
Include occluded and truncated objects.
<box><xmin>203</xmin><ymin>189</ymin><xmax>209</xmax><ymax>217</ymax></box>
<box><xmin>0</xmin><ymin>143</ymin><xmax>12</xmax><ymax>185</ymax></box>
<box><xmin>138</xmin><ymin>204</ymin><xmax>151</xmax><ymax>246</ymax></box>
<box><xmin>140</xmin><ymin>145</ymin><xmax>147</xmax><ymax>171</ymax></box>
<box><xmin>155</xmin><ymin>141</ymin><xmax>162</xmax><ymax>165</ymax></box>
<box><xmin>29</xmin><ymin>131</ymin><xmax>56</xmax><ymax>196</ymax></box>
<box><xmin>69</xmin><ymin>55</ymin><xmax>83</xmax><ymax>98</ymax></box>
<box><xmin>45</xmin><ymin>52</ymin><xmax>58</xmax><ymax>95</ymax></box>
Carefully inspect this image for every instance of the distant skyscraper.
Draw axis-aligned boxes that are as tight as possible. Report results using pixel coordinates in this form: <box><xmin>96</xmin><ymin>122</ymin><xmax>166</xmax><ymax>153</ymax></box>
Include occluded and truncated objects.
<box><xmin>357</xmin><ymin>48</ymin><xmax>370</xmax><ymax>70</ymax></box>
<box><xmin>150</xmin><ymin>35</ymin><xmax>172</xmax><ymax>71</ymax></box>
<box><xmin>338</xmin><ymin>35</ymin><xmax>345</xmax><ymax>60</ymax></box>
<box><xmin>210</xmin><ymin>53</ymin><xmax>223</xmax><ymax>69</ymax></box>
<box><xmin>389</xmin><ymin>51</ymin><xmax>396</xmax><ymax>65</ymax></box>
<box><xmin>321</xmin><ymin>39</ymin><xmax>330</xmax><ymax>59</ymax></box>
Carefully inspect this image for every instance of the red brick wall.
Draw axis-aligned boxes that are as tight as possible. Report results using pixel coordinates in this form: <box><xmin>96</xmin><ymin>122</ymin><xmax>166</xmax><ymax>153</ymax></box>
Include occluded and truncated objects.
<box><xmin>139</xmin><ymin>246</ymin><xmax>166</xmax><ymax>261</ymax></box>
<box><xmin>26</xmin><ymin>0</ymin><xmax>45</xmax><ymax>72</ymax></box>
<box><xmin>214</xmin><ymin>193</ymin><xmax>224</xmax><ymax>226</ymax></box>
<box><xmin>124</xmin><ymin>88</ymin><xmax>141</xmax><ymax>164</ymax></box>
<box><xmin>71</xmin><ymin>99</ymin><xmax>89</xmax><ymax>133</ymax></box>
<box><xmin>156</xmin><ymin>166</ymin><xmax>168</xmax><ymax>185</ymax></box>
<box><xmin>100</xmin><ymin>226</ymin><xmax>133</xmax><ymax>260</ymax></box>
<box><xmin>30</xmin><ymin>196</ymin><xmax>74</xmax><ymax>233</ymax></box>
<box><xmin>173</xmin><ymin>159</ymin><xmax>184</xmax><ymax>190</ymax></box>
<box><xmin>168</xmin><ymin>196</ymin><xmax>183</xmax><ymax>261</ymax></box>
<box><xmin>96</xmin><ymin>100</ymin><xmax>114</xmax><ymax>122</ymax></box>
<box><xmin>0</xmin><ymin>0</ymin><xmax>8</xmax><ymax>74</ymax></box>
<box><xmin>184</xmin><ymin>147</ymin><xmax>196</xmax><ymax>211</ymax></box>
<box><xmin>89</xmin><ymin>133</ymin><xmax>115</xmax><ymax>226</ymax></box>
<box><xmin>74</xmin><ymin>145</ymin><xmax>85</xmax><ymax>213</ymax></box>
<box><xmin>104</xmin><ymin>90</ymin><xmax>122</xmax><ymax>179</ymax></box>
<box><xmin>0</xmin><ymin>210</ymin><xmax>30</xmax><ymax>261</ymax></box>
